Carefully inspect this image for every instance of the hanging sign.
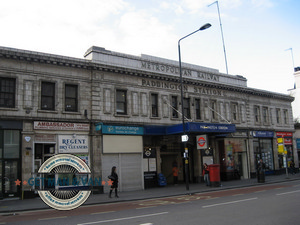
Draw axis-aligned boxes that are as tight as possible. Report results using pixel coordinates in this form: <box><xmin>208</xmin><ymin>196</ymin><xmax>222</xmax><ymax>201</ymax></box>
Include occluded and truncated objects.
<box><xmin>197</xmin><ymin>135</ymin><xmax>208</xmax><ymax>149</ymax></box>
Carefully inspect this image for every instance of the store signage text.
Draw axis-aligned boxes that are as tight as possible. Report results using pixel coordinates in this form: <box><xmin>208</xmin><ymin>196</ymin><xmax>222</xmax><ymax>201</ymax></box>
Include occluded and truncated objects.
<box><xmin>102</xmin><ymin>125</ymin><xmax>144</xmax><ymax>135</ymax></box>
<box><xmin>58</xmin><ymin>135</ymin><xmax>89</xmax><ymax>153</ymax></box>
<box><xmin>141</xmin><ymin>79</ymin><xmax>223</xmax><ymax>96</ymax></box>
<box><xmin>34</xmin><ymin>122</ymin><xmax>90</xmax><ymax>131</ymax></box>
<box><xmin>141</xmin><ymin>61</ymin><xmax>220</xmax><ymax>82</ymax></box>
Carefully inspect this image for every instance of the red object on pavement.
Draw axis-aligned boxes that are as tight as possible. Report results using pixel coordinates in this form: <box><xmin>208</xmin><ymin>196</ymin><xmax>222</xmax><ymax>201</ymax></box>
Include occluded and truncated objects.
<box><xmin>208</xmin><ymin>164</ymin><xmax>221</xmax><ymax>187</ymax></box>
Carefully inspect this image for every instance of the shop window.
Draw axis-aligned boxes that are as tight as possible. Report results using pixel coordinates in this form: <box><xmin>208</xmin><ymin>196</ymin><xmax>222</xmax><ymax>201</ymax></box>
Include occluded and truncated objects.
<box><xmin>65</xmin><ymin>84</ymin><xmax>78</xmax><ymax>112</ymax></box>
<box><xmin>262</xmin><ymin>107</ymin><xmax>269</xmax><ymax>124</ymax></box>
<box><xmin>116</xmin><ymin>89</ymin><xmax>127</xmax><ymax>115</ymax></box>
<box><xmin>183</xmin><ymin>98</ymin><xmax>191</xmax><ymax>119</ymax></box>
<box><xmin>254</xmin><ymin>139</ymin><xmax>274</xmax><ymax>171</ymax></box>
<box><xmin>0</xmin><ymin>77</ymin><xmax>15</xmax><ymax>108</ymax></box>
<box><xmin>3</xmin><ymin>130</ymin><xmax>20</xmax><ymax>158</ymax></box>
<box><xmin>41</xmin><ymin>82</ymin><xmax>55</xmax><ymax>110</ymax></box>
<box><xmin>283</xmin><ymin>109</ymin><xmax>288</xmax><ymax>124</ymax></box>
<box><xmin>171</xmin><ymin>96</ymin><xmax>178</xmax><ymax>118</ymax></box>
<box><xmin>276</xmin><ymin>108</ymin><xmax>281</xmax><ymax>124</ymax></box>
<box><xmin>151</xmin><ymin>93</ymin><xmax>158</xmax><ymax>117</ymax></box>
<box><xmin>35</xmin><ymin>143</ymin><xmax>55</xmax><ymax>162</ymax></box>
<box><xmin>195</xmin><ymin>99</ymin><xmax>201</xmax><ymax>120</ymax></box>
<box><xmin>254</xmin><ymin>106</ymin><xmax>261</xmax><ymax>123</ymax></box>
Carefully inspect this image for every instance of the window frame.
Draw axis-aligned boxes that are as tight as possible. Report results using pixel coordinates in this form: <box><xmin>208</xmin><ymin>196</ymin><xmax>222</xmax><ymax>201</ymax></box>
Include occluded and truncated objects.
<box><xmin>254</xmin><ymin>106</ymin><xmax>261</xmax><ymax>123</ymax></box>
<box><xmin>65</xmin><ymin>84</ymin><xmax>78</xmax><ymax>112</ymax></box>
<box><xmin>183</xmin><ymin>98</ymin><xmax>191</xmax><ymax>119</ymax></box>
<box><xmin>0</xmin><ymin>77</ymin><xmax>16</xmax><ymax>108</ymax></box>
<box><xmin>195</xmin><ymin>98</ymin><xmax>201</xmax><ymax>120</ymax></box>
<box><xmin>171</xmin><ymin>96</ymin><xmax>178</xmax><ymax>118</ymax></box>
<box><xmin>151</xmin><ymin>93</ymin><xmax>159</xmax><ymax>117</ymax></box>
<box><xmin>41</xmin><ymin>81</ymin><xmax>55</xmax><ymax>111</ymax></box>
<box><xmin>116</xmin><ymin>89</ymin><xmax>127</xmax><ymax>115</ymax></box>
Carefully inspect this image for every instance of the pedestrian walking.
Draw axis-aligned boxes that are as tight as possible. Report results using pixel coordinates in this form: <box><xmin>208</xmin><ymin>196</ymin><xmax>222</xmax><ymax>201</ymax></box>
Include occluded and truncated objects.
<box><xmin>289</xmin><ymin>160</ymin><xmax>296</xmax><ymax>175</ymax></box>
<box><xmin>108</xmin><ymin>166</ymin><xmax>119</xmax><ymax>198</ymax></box>
<box><xmin>203</xmin><ymin>163</ymin><xmax>210</xmax><ymax>186</ymax></box>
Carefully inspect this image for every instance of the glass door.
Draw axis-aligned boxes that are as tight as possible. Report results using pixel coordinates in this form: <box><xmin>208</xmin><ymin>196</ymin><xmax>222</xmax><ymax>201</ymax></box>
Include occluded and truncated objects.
<box><xmin>4</xmin><ymin>160</ymin><xmax>19</xmax><ymax>197</ymax></box>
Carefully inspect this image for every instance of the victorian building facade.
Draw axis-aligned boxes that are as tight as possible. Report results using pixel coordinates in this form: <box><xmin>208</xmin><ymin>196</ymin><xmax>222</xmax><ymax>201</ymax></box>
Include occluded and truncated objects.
<box><xmin>0</xmin><ymin>46</ymin><xmax>297</xmax><ymax>198</ymax></box>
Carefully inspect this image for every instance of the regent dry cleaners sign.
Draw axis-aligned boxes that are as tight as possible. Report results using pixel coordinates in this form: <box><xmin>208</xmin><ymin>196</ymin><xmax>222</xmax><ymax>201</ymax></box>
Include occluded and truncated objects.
<box><xmin>58</xmin><ymin>135</ymin><xmax>89</xmax><ymax>153</ymax></box>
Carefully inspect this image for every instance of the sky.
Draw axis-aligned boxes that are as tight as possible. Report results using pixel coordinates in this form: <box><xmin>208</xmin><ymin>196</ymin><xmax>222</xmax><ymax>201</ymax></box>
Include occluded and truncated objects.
<box><xmin>1</xmin><ymin>0</ymin><xmax>299</xmax><ymax>94</ymax></box>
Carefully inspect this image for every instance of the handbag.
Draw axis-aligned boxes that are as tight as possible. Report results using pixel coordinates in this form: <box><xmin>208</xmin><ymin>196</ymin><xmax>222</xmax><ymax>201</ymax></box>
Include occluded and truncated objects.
<box><xmin>108</xmin><ymin>175</ymin><xmax>115</xmax><ymax>180</ymax></box>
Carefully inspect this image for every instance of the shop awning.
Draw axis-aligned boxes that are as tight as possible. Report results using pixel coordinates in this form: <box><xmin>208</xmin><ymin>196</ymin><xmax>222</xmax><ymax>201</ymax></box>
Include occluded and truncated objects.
<box><xmin>144</xmin><ymin>122</ymin><xmax>236</xmax><ymax>135</ymax></box>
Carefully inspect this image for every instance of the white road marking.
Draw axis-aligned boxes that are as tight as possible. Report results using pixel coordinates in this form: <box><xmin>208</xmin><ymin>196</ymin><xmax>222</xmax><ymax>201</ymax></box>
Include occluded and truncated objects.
<box><xmin>276</xmin><ymin>190</ymin><xmax>300</xmax><ymax>196</ymax></box>
<box><xmin>77</xmin><ymin>212</ymin><xmax>168</xmax><ymax>225</ymax></box>
<box><xmin>202</xmin><ymin>197</ymin><xmax>258</xmax><ymax>208</ymax></box>
<box><xmin>38</xmin><ymin>216</ymin><xmax>68</xmax><ymax>221</ymax></box>
<box><xmin>90</xmin><ymin>211</ymin><xmax>116</xmax><ymax>215</ymax></box>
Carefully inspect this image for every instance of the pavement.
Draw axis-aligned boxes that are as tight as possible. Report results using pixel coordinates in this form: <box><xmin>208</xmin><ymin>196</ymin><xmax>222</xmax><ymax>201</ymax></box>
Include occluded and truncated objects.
<box><xmin>0</xmin><ymin>173</ymin><xmax>299</xmax><ymax>214</ymax></box>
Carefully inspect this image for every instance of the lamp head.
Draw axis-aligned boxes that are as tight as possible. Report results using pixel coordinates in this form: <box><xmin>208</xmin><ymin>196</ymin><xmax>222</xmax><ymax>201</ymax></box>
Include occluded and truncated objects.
<box><xmin>199</xmin><ymin>23</ymin><xmax>211</xmax><ymax>30</ymax></box>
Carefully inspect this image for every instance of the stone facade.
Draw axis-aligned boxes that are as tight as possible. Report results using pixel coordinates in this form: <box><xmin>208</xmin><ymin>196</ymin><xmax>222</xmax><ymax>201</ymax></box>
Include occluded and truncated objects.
<box><xmin>0</xmin><ymin>46</ymin><xmax>297</xmax><ymax>198</ymax></box>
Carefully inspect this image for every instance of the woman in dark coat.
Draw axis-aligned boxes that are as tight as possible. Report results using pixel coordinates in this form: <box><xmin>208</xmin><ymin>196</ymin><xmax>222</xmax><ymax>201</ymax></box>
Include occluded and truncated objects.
<box><xmin>109</xmin><ymin>166</ymin><xmax>119</xmax><ymax>198</ymax></box>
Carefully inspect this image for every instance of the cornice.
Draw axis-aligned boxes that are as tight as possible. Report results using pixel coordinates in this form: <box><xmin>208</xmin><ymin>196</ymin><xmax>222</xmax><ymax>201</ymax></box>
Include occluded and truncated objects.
<box><xmin>0</xmin><ymin>46</ymin><xmax>294</xmax><ymax>102</ymax></box>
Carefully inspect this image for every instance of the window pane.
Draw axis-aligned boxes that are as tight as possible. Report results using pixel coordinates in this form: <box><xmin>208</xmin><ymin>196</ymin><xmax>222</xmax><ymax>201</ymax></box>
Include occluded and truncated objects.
<box><xmin>0</xmin><ymin>78</ymin><xmax>15</xmax><ymax>108</ymax></box>
<box><xmin>65</xmin><ymin>85</ymin><xmax>78</xmax><ymax>112</ymax></box>
<box><xmin>41</xmin><ymin>82</ymin><xmax>55</xmax><ymax>110</ymax></box>
<box><xmin>172</xmin><ymin>96</ymin><xmax>178</xmax><ymax>118</ymax></box>
<box><xmin>151</xmin><ymin>94</ymin><xmax>158</xmax><ymax>117</ymax></box>
<box><xmin>116</xmin><ymin>90</ymin><xmax>127</xmax><ymax>114</ymax></box>
<box><xmin>4</xmin><ymin>130</ymin><xmax>20</xmax><ymax>158</ymax></box>
<box><xmin>195</xmin><ymin>99</ymin><xmax>201</xmax><ymax>120</ymax></box>
<box><xmin>183</xmin><ymin>98</ymin><xmax>190</xmax><ymax>119</ymax></box>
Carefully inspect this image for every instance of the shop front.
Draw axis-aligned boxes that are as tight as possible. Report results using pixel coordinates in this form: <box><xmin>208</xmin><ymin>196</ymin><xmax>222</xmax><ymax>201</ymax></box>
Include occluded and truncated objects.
<box><xmin>218</xmin><ymin>131</ymin><xmax>249</xmax><ymax>181</ymax></box>
<box><xmin>276</xmin><ymin>132</ymin><xmax>293</xmax><ymax>172</ymax></box>
<box><xmin>98</xmin><ymin>124</ymin><xmax>144</xmax><ymax>192</ymax></box>
<box><xmin>144</xmin><ymin>122</ymin><xmax>236</xmax><ymax>185</ymax></box>
<box><xmin>0</xmin><ymin>120</ymin><xmax>22</xmax><ymax>199</ymax></box>
<box><xmin>30</xmin><ymin>121</ymin><xmax>90</xmax><ymax>193</ymax></box>
<box><xmin>252</xmin><ymin>131</ymin><xmax>275</xmax><ymax>175</ymax></box>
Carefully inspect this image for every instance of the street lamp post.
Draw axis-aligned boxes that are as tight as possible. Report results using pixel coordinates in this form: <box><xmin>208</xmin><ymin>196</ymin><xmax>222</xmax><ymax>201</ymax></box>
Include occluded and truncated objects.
<box><xmin>178</xmin><ymin>23</ymin><xmax>211</xmax><ymax>192</ymax></box>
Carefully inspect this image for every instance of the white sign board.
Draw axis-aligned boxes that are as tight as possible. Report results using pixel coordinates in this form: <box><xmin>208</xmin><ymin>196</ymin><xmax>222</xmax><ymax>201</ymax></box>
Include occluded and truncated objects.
<box><xmin>58</xmin><ymin>135</ymin><xmax>89</xmax><ymax>153</ymax></box>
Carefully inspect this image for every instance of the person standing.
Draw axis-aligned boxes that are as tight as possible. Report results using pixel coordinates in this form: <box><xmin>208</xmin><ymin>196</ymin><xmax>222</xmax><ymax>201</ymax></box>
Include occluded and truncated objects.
<box><xmin>108</xmin><ymin>166</ymin><xmax>119</xmax><ymax>198</ymax></box>
<box><xmin>172</xmin><ymin>164</ymin><xmax>179</xmax><ymax>185</ymax></box>
<box><xmin>203</xmin><ymin>163</ymin><xmax>210</xmax><ymax>186</ymax></box>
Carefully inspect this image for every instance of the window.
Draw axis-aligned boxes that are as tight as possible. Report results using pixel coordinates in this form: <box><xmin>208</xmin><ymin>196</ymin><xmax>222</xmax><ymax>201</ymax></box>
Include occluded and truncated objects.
<box><xmin>171</xmin><ymin>96</ymin><xmax>178</xmax><ymax>118</ymax></box>
<box><xmin>183</xmin><ymin>98</ymin><xmax>191</xmax><ymax>119</ymax></box>
<box><xmin>151</xmin><ymin>93</ymin><xmax>158</xmax><ymax>117</ymax></box>
<box><xmin>41</xmin><ymin>82</ymin><xmax>55</xmax><ymax>110</ymax></box>
<box><xmin>254</xmin><ymin>106</ymin><xmax>260</xmax><ymax>123</ymax></box>
<box><xmin>195</xmin><ymin>99</ymin><xmax>201</xmax><ymax>120</ymax></box>
<box><xmin>116</xmin><ymin>90</ymin><xmax>127</xmax><ymax>115</ymax></box>
<box><xmin>231</xmin><ymin>103</ymin><xmax>238</xmax><ymax>121</ymax></box>
<box><xmin>276</xmin><ymin>108</ymin><xmax>281</xmax><ymax>124</ymax></box>
<box><xmin>283</xmin><ymin>109</ymin><xmax>288</xmax><ymax>124</ymax></box>
<box><xmin>65</xmin><ymin>84</ymin><xmax>78</xmax><ymax>112</ymax></box>
<box><xmin>262</xmin><ymin>107</ymin><xmax>269</xmax><ymax>124</ymax></box>
<box><xmin>211</xmin><ymin>100</ymin><xmax>217</xmax><ymax>120</ymax></box>
<box><xmin>0</xmin><ymin>78</ymin><xmax>15</xmax><ymax>108</ymax></box>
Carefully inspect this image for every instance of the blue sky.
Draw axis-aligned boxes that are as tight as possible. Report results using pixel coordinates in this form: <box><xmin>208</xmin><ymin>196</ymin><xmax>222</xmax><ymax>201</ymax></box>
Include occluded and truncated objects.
<box><xmin>0</xmin><ymin>0</ymin><xmax>299</xmax><ymax>94</ymax></box>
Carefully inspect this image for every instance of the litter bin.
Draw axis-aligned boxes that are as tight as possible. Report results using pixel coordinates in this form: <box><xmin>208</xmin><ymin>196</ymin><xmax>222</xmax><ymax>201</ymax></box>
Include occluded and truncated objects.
<box><xmin>257</xmin><ymin>170</ymin><xmax>265</xmax><ymax>183</ymax></box>
<box><xmin>208</xmin><ymin>164</ymin><xmax>221</xmax><ymax>187</ymax></box>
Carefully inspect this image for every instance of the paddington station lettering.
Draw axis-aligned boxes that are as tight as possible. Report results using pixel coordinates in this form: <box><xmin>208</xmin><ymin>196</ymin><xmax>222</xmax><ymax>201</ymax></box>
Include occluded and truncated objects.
<box><xmin>141</xmin><ymin>79</ymin><xmax>223</xmax><ymax>96</ymax></box>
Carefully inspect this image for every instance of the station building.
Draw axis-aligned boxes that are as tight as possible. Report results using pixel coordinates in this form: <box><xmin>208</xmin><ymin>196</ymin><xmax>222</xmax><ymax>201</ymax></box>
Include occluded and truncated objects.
<box><xmin>0</xmin><ymin>46</ymin><xmax>297</xmax><ymax>198</ymax></box>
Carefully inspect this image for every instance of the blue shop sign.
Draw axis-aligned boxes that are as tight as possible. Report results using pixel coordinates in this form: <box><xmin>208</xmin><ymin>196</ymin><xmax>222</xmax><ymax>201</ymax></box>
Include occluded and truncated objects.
<box><xmin>102</xmin><ymin>125</ymin><xmax>144</xmax><ymax>135</ymax></box>
<box><xmin>252</xmin><ymin>131</ymin><xmax>274</xmax><ymax>138</ymax></box>
<box><xmin>297</xmin><ymin>139</ymin><xmax>300</xmax><ymax>150</ymax></box>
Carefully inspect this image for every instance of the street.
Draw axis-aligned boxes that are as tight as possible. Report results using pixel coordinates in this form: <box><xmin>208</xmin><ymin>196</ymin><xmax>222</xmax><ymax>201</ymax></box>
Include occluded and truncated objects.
<box><xmin>1</xmin><ymin>180</ymin><xmax>300</xmax><ymax>225</ymax></box>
